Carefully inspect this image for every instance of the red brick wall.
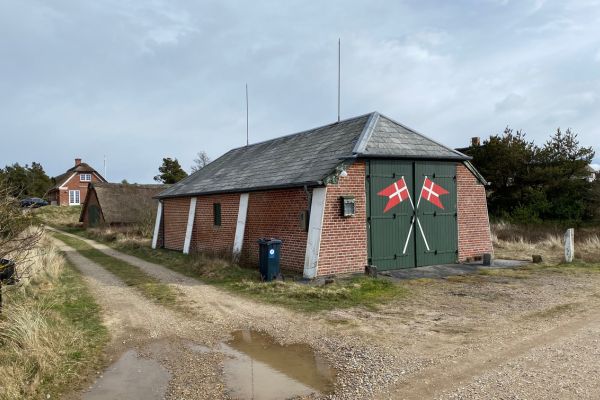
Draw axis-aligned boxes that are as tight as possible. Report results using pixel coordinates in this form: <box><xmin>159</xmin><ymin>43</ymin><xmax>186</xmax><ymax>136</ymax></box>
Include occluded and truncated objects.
<box><xmin>243</xmin><ymin>189</ymin><xmax>310</xmax><ymax>272</ymax></box>
<box><xmin>317</xmin><ymin>162</ymin><xmax>368</xmax><ymax>276</ymax></box>
<box><xmin>54</xmin><ymin>171</ymin><xmax>104</xmax><ymax>206</ymax></box>
<box><xmin>192</xmin><ymin>194</ymin><xmax>240</xmax><ymax>256</ymax></box>
<box><xmin>457</xmin><ymin>164</ymin><xmax>493</xmax><ymax>261</ymax></box>
<box><xmin>162</xmin><ymin>197</ymin><xmax>190</xmax><ymax>251</ymax></box>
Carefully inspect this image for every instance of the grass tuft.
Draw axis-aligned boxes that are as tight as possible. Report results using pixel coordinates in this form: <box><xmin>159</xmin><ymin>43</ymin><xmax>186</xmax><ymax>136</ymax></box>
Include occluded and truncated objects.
<box><xmin>32</xmin><ymin>205</ymin><xmax>82</xmax><ymax>228</ymax></box>
<box><xmin>492</xmin><ymin>222</ymin><xmax>600</xmax><ymax>264</ymax></box>
<box><xmin>229</xmin><ymin>277</ymin><xmax>407</xmax><ymax>312</ymax></box>
<box><xmin>0</xmin><ymin>237</ymin><xmax>107</xmax><ymax>400</ymax></box>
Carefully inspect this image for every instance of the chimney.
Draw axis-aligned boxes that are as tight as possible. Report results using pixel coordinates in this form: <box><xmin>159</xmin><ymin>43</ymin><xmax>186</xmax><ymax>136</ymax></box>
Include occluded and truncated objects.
<box><xmin>471</xmin><ymin>137</ymin><xmax>480</xmax><ymax>147</ymax></box>
<box><xmin>75</xmin><ymin>158</ymin><xmax>82</xmax><ymax>166</ymax></box>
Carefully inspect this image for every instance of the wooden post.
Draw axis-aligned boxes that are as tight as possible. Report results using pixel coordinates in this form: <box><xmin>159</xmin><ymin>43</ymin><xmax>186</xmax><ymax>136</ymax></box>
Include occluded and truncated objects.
<box><xmin>564</xmin><ymin>228</ymin><xmax>574</xmax><ymax>263</ymax></box>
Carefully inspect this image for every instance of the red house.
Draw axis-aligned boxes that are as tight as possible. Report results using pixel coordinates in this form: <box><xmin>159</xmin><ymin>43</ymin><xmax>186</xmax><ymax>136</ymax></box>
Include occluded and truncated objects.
<box><xmin>47</xmin><ymin>158</ymin><xmax>107</xmax><ymax>206</ymax></box>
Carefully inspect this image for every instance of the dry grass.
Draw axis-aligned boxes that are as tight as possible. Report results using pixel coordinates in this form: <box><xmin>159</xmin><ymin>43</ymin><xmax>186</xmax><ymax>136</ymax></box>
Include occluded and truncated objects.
<box><xmin>0</xmin><ymin>235</ymin><xmax>107</xmax><ymax>399</ymax></box>
<box><xmin>33</xmin><ymin>205</ymin><xmax>152</xmax><ymax>247</ymax></box>
<box><xmin>33</xmin><ymin>205</ymin><xmax>82</xmax><ymax>228</ymax></box>
<box><xmin>84</xmin><ymin>226</ymin><xmax>151</xmax><ymax>248</ymax></box>
<box><xmin>492</xmin><ymin>222</ymin><xmax>600</xmax><ymax>264</ymax></box>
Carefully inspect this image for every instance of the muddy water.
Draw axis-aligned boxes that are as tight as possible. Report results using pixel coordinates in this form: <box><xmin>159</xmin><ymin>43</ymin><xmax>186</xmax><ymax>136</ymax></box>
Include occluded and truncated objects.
<box><xmin>87</xmin><ymin>332</ymin><xmax>335</xmax><ymax>400</ymax></box>
<box><xmin>83</xmin><ymin>350</ymin><xmax>170</xmax><ymax>400</ymax></box>
<box><xmin>218</xmin><ymin>330</ymin><xmax>336</xmax><ymax>400</ymax></box>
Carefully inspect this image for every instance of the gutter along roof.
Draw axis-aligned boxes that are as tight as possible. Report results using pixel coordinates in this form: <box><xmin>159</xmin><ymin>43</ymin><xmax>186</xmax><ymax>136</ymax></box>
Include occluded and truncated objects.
<box><xmin>157</xmin><ymin>112</ymin><xmax>472</xmax><ymax>199</ymax></box>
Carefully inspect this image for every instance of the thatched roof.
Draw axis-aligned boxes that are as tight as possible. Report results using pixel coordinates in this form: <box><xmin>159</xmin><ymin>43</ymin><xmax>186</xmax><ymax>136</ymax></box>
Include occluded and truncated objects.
<box><xmin>51</xmin><ymin>161</ymin><xmax>106</xmax><ymax>190</ymax></box>
<box><xmin>80</xmin><ymin>182</ymin><xmax>169</xmax><ymax>224</ymax></box>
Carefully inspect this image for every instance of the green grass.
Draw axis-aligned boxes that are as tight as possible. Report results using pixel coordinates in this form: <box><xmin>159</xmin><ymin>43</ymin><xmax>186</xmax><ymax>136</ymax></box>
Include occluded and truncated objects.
<box><xmin>53</xmin><ymin>227</ymin><xmax>407</xmax><ymax>312</ymax></box>
<box><xmin>477</xmin><ymin>268</ymin><xmax>533</xmax><ymax>279</ymax></box>
<box><xmin>44</xmin><ymin>259</ymin><xmax>108</xmax><ymax>381</ymax></box>
<box><xmin>229</xmin><ymin>276</ymin><xmax>408</xmax><ymax>312</ymax></box>
<box><xmin>0</xmin><ymin>258</ymin><xmax>108</xmax><ymax>399</ymax></box>
<box><xmin>531</xmin><ymin>260</ymin><xmax>600</xmax><ymax>274</ymax></box>
<box><xmin>99</xmin><ymin>239</ymin><xmax>407</xmax><ymax>312</ymax></box>
<box><xmin>51</xmin><ymin>232</ymin><xmax>190</xmax><ymax>314</ymax></box>
<box><xmin>113</xmin><ymin>245</ymin><xmax>260</xmax><ymax>284</ymax></box>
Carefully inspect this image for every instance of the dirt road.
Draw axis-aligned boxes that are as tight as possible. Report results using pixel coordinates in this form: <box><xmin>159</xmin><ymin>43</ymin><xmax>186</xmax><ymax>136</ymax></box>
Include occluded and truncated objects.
<box><xmin>54</xmin><ymin>229</ymin><xmax>600</xmax><ymax>399</ymax></box>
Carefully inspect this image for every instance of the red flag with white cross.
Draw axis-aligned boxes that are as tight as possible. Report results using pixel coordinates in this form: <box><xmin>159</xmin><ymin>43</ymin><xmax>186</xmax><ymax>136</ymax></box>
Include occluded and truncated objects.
<box><xmin>377</xmin><ymin>177</ymin><xmax>411</xmax><ymax>213</ymax></box>
<box><xmin>420</xmin><ymin>177</ymin><xmax>449</xmax><ymax>209</ymax></box>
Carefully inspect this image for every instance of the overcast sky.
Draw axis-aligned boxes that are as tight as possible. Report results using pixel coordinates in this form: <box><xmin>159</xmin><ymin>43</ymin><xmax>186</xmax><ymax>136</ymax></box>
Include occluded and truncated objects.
<box><xmin>1</xmin><ymin>0</ymin><xmax>599</xmax><ymax>182</ymax></box>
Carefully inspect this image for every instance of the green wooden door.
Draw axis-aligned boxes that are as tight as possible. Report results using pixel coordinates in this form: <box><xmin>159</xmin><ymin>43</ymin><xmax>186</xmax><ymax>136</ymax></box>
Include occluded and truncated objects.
<box><xmin>88</xmin><ymin>205</ymin><xmax>101</xmax><ymax>227</ymax></box>
<box><xmin>367</xmin><ymin>160</ymin><xmax>415</xmax><ymax>270</ymax></box>
<box><xmin>367</xmin><ymin>160</ymin><xmax>458</xmax><ymax>269</ymax></box>
<box><xmin>414</xmin><ymin>162</ymin><xmax>458</xmax><ymax>266</ymax></box>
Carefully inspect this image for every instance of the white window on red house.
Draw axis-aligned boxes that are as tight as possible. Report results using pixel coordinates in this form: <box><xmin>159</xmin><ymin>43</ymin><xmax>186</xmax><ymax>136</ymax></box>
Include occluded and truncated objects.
<box><xmin>69</xmin><ymin>190</ymin><xmax>80</xmax><ymax>205</ymax></box>
<box><xmin>80</xmin><ymin>173</ymin><xmax>92</xmax><ymax>182</ymax></box>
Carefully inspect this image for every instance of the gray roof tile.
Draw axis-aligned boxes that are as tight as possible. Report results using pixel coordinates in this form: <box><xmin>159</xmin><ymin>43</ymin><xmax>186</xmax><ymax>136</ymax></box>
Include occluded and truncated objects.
<box><xmin>157</xmin><ymin>112</ymin><xmax>469</xmax><ymax>198</ymax></box>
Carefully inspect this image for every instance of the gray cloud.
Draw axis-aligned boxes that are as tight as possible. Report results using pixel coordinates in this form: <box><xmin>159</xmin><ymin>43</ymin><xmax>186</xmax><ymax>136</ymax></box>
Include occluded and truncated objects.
<box><xmin>1</xmin><ymin>0</ymin><xmax>598</xmax><ymax>182</ymax></box>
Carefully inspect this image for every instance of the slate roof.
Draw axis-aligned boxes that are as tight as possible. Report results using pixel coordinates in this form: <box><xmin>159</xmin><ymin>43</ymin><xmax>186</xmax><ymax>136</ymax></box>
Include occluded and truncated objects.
<box><xmin>80</xmin><ymin>182</ymin><xmax>168</xmax><ymax>224</ymax></box>
<box><xmin>50</xmin><ymin>162</ymin><xmax>106</xmax><ymax>190</ymax></box>
<box><xmin>157</xmin><ymin>112</ymin><xmax>471</xmax><ymax>199</ymax></box>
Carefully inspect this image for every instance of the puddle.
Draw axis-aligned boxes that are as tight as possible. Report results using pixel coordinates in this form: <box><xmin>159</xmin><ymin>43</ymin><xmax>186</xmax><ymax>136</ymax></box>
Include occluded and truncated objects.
<box><xmin>83</xmin><ymin>350</ymin><xmax>170</xmax><ymax>400</ymax></box>
<box><xmin>219</xmin><ymin>330</ymin><xmax>336</xmax><ymax>400</ymax></box>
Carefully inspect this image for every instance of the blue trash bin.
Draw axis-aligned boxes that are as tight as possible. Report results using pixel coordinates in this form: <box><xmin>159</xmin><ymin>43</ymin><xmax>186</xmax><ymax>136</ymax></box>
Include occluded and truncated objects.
<box><xmin>257</xmin><ymin>238</ymin><xmax>282</xmax><ymax>281</ymax></box>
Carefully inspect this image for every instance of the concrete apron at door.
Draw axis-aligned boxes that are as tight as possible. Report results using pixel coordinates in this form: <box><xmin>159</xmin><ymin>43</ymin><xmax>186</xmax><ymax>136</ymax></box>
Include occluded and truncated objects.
<box><xmin>367</xmin><ymin>160</ymin><xmax>458</xmax><ymax>271</ymax></box>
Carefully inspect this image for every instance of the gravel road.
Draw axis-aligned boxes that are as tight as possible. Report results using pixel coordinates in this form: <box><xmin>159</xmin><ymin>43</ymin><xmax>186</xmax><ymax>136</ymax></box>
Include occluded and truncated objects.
<box><xmin>53</xmin><ymin>229</ymin><xmax>600</xmax><ymax>399</ymax></box>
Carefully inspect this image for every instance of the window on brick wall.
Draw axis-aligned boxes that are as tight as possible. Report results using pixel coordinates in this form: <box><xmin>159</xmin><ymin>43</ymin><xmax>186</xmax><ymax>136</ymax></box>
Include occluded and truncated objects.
<box><xmin>213</xmin><ymin>203</ymin><xmax>221</xmax><ymax>226</ymax></box>
<box><xmin>80</xmin><ymin>173</ymin><xmax>92</xmax><ymax>182</ymax></box>
<box><xmin>68</xmin><ymin>190</ymin><xmax>80</xmax><ymax>205</ymax></box>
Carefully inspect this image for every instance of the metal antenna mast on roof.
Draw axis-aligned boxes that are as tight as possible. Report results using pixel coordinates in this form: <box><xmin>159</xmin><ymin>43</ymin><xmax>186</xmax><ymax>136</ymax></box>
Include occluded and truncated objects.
<box><xmin>103</xmin><ymin>155</ymin><xmax>107</xmax><ymax>180</ymax></box>
<box><xmin>246</xmin><ymin>83</ymin><xmax>249</xmax><ymax>146</ymax></box>
<box><xmin>337</xmin><ymin>38</ymin><xmax>341</xmax><ymax>122</ymax></box>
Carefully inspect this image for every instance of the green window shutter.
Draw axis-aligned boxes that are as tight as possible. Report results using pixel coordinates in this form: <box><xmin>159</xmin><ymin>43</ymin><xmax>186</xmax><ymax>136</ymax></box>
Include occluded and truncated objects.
<box><xmin>213</xmin><ymin>203</ymin><xmax>222</xmax><ymax>226</ymax></box>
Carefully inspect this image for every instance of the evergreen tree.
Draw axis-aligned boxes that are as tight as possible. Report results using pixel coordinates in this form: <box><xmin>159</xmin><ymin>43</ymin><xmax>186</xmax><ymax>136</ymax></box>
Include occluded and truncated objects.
<box><xmin>466</xmin><ymin>127</ymin><xmax>596</xmax><ymax>223</ymax></box>
<box><xmin>28</xmin><ymin>162</ymin><xmax>52</xmax><ymax>198</ymax></box>
<box><xmin>154</xmin><ymin>158</ymin><xmax>188</xmax><ymax>184</ymax></box>
<box><xmin>0</xmin><ymin>162</ymin><xmax>52</xmax><ymax>198</ymax></box>
<box><xmin>535</xmin><ymin>128</ymin><xmax>594</xmax><ymax>221</ymax></box>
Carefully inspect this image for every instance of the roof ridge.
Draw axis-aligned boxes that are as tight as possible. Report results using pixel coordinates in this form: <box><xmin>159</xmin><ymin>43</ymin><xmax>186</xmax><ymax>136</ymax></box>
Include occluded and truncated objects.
<box><xmin>353</xmin><ymin>112</ymin><xmax>379</xmax><ymax>154</ymax></box>
<box><xmin>373</xmin><ymin>113</ymin><xmax>470</xmax><ymax>159</ymax></box>
<box><xmin>226</xmin><ymin>112</ymin><xmax>374</xmax><ymax>152</ymax></box>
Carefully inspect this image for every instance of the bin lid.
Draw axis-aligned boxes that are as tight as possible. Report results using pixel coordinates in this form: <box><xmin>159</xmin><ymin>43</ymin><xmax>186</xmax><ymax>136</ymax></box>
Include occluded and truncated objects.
<box><xmin>257</xmin><ymin>238</ymin><xmax>282</xmax><ymax>245</ymax></box>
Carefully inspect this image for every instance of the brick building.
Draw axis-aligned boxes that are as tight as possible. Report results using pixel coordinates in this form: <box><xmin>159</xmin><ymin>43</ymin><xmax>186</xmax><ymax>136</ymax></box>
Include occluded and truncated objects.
<box><xmin>47</xmin><ymin>158</ymin><xmax>106</xmax><ymax>206</ymax></box>
<box><xmin>153</xmin><ymin>112</ymin><xmax>493</xmax><ymax>278</ymax></box>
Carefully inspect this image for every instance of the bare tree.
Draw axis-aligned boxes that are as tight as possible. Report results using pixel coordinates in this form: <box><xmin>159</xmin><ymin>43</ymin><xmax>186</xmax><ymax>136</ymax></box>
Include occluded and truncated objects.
<box><xmin>0</xmin><ymin>183</ymin><xmax>43</xmax><ymax>310</ymax></box>
<box><xmin>191</xmin><ymin>151</ymin><xmax>211</xmax><ymax>173</ymax></box>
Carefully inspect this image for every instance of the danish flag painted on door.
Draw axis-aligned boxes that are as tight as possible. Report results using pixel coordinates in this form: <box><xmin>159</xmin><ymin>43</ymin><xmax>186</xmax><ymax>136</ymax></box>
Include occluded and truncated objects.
<box><xmin>419</xmin><ymin>177</ymin><xmax>449</xmax><ymax>209</ymax></box>
<box><xmin>377</xmin><ymin>177</ymin><xmax>411</xmax><ymax>213</ymax></box>
<box><xmin>368</xmin><ymin>160</ymin><xmax>458</xmax><ymax>270</ymax></box>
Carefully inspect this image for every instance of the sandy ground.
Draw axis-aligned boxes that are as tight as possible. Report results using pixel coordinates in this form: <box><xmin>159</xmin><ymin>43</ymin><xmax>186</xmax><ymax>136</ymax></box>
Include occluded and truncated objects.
<box><xmin>53</xmin><ymin>229</ymin><xmax>600</xmax><ymax>399</ymax></box>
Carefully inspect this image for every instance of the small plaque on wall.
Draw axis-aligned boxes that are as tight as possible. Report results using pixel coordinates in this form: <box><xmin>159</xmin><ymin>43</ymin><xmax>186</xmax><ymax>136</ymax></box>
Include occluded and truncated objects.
<box><xmin>341</xmin><ymin>196</ymin><xmax>355</xmax><ymax>217</ymax></box>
